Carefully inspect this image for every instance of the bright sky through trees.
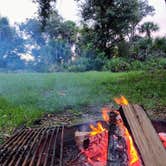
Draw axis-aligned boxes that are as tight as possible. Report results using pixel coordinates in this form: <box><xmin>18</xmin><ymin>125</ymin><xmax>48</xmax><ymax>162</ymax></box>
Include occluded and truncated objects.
<box><xmin>0</xmin><ymin>0</ymin><xmax>165</xmax><ymax>36</ymax></box>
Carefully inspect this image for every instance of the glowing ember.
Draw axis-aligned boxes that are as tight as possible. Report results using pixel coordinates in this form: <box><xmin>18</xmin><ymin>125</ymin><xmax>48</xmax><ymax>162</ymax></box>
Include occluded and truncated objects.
<box><xmin>90</xmin><ymin>122</ymin><xmax>106</xmax><ymax>136</ymax></box>
<box><xmin>159</xmin><ymin>133</ymin><xmax>166</xmax><ymax>148</ymax></box>
<box><xmin>79</xmin><ymin>96</ymin><xmax>142</xmax><ymax>166</ymax></box>
<box><xmin>81</xmin><ymin>131</ymin><xmax>108</xmax><ymax>165</ymax></box>
<box><xmin>114</xmin><ymin>96</ymin><xmax>129</xmax><ymax>105</ymax></box>
<box><xmin>87</xmin><ymin>105</ymin><xmax>141</xmax><ymax>166</ymax></box>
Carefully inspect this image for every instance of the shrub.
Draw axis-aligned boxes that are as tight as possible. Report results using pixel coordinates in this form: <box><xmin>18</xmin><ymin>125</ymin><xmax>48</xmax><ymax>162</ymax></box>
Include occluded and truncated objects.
<box><xmin>103</xmin><ymin>58</ymin><xmax>130</xmax><ymax>72</ymax></box>
<box><xmin>158</xmin><ymin>58</ymin><xmax>166</xmax><ymax>69</ymax></box>
<box><xmin>153</xmin><ymin>37</ymin><xmax>166</xmax><ymax>54</ymax></box>
<box><xmin>67</xmin><ymin>53</ymin><xmax>106</xmax><ymax>72</ymax></box>
<box><xmin>67</xmin><ymin>57</ymin><xmax>90</xmax><ymax>72</ymax></box>
<box><xmin>130</xmin><ymin>60</ymin><xmax>145</xmax><ymax>71</ymax></box>
<box><xmin>144</xmin><ymin>58</ymin><xmax>166</xmax><ymax>70</ymax></box>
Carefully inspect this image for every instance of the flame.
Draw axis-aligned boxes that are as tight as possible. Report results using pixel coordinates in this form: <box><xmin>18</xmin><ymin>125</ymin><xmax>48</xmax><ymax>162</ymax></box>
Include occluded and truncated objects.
<box><xmin>124</xmin><ymin>128</ymin><xmax>140</xmax><ymax>165</ymax></box>
<box><xmin>114</xmin><ymin>96</ymin><xmax>129</xmax><ymax>105</ymax></box>
<box><xmin>86</xmin><ymin>99</ymin><xmax>141</xmax><ymax>166</ymax></box>
<box><xmin>102</xmin><ymin>108</ymin><xmax>110</xmax><ymax>123</ymax></box>
<box><xmin>90</xmin><ymin>122</ymin><xmax>106</xmax><ymax>136</ymax></box>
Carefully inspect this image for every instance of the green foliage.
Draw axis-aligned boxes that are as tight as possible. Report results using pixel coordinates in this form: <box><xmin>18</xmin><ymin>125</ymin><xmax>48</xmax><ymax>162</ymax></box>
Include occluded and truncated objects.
<box><xmin>68</xmin><ymin>57</ymin><xmax>89</xmax><ymax>72</ymax></box>
<box><xmin>131</xmin><ymin>37</ymin><xmax>153</xmax><ymax>60</ymax></box>
<box><xmin>76</xmin><ymin>0</ymin><xmax>154</xmax><ymax>57</ymax></box>
<box><xmin>144</xmin><ymin>58</ymin><xmax>166</xmax><ymax>70</ymax></box>
<box><xmin>103</xmin><ymin>57</ymin><xmax>166</xmax><ymax>72</ymax></box>
<box><xmin>130</xmin><ymin>60</ymin><xmax>144</xmax><ymax>70</ymax></box>
<box><xmin>0</xmin><ymin>71</ymin><xmax>166</xmax><ymax>135</ymax></box>
<box><xmin>117</xmin><ymin>40</ymin><xmax>130</xmax><ymax>58</ymax></box>
<box><xmin>138</xmin><ymin>21</ymin><xmax>159</xmax><ymax>38</ymax></box>
<box><xmin>0</xmin><ymin>96</ymin><xmax>43</xmax><ymax>134</ymax></box>
<box><xmin>68</xmin><ymin>53</ymin><xmax>106</xmax><ymax>72</ymax></box>
<box><xmin>20</xmin><ymin>16</ymin><xmax>77</xmax><ymax>71</ymax></box>
<box><xmin>153</xmin><ymin>37</ymin><xmax>166</xmax><ymax>54</ymax></box>
<box><xmin>0</xmin><ymin>16</ymin><xmax>25</xmax><ymax>69</ymax></box>
<box><xmin>41</xmin><ymin>39</ymin><xmax>72</xmax><ymax>65</ymax></box>
<box><xmin>33</xmin><ymin>0</ymin><xmax>57</xmax><ymax>27</ymax></box>
<box><xmin>103</xmin><ymin>58</ymin><xmax>130</xmax><ymax>72</ymax></box>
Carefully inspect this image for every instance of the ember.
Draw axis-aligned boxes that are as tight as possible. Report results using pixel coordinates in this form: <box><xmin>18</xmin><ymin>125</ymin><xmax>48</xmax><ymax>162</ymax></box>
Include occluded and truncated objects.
<box><xmin>76</xmin><ymin>96</ymin><xmax>142</xmax><ymax>166</ymax></box>
<box><xmin>81</xmin><ymin>131</ymin><xmax>108</xmax><ymax>165</ymax></box>
<box><xmin>1</xmin><ymin>96</ymin><xmax>166</xmax><ymax>166</ymax></box>
<box><xmin>159</xmin><ymin>132</ymin><xmax>166</xmax><ymax>148</ymax></box>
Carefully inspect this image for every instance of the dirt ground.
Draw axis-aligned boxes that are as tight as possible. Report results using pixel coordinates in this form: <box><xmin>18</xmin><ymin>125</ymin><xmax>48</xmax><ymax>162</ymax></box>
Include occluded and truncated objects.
<box><xmin>32</xmin><ymin>104</ymin><xmax>166</xmax><ymax>128</ymax></box>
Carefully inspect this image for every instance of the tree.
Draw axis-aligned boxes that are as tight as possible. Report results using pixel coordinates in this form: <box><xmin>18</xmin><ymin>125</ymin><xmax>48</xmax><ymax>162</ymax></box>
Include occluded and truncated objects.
<box><xmin>138</xmin><ymin>21</ymin><xmax>159</xmax><ymax>39</ymax></box>
<box><xmin>45</xmin><ymin>12</ymin><xmax>78</xmax><ymax>45</ymax></box>
<box><xmin>19</xmin><ymin>13</ymin><xmax>77</xmax><ymax>71</ymax></box>
<box><xmin>76</xmin><ymin>0</ymin><xmax>154</xmax><ymax>58</ymax></box>
<box><xmin>153</xmin><ymin>37</ymin><xmax>166</xmax><ymax>55</ymax></box>
<box><xmin>32</xmin><ymin>0</ymin><xmax>56</xmax><ymax>27</ymax></box>
<box><xmin>61</xmin><ymin>21</ymin><xmax>78</xmax><ymax>45</ymax></box>
<box><xmin>0</xmin><ymin>16</ymin><xmax>25</xmax><ymax>69</ymax></box>
<box><xmin>127</xmin><ymin>0</ymin><xmax>155</xmax><ymax>41</ymax></box>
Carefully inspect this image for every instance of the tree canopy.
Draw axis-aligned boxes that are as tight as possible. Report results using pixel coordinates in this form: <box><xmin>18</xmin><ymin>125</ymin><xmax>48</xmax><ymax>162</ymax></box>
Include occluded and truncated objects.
<box><xmin>76</xmin><ymin>0</ymin><xmax>154</xmax><ymax>57</ymax></box>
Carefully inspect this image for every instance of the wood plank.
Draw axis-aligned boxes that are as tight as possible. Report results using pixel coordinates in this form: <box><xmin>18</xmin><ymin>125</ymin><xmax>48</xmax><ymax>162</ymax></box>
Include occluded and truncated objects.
<box><xmin>121</xmin><ymin>104</ymin><xmax>166</xmax><ymax>166</ymax></box>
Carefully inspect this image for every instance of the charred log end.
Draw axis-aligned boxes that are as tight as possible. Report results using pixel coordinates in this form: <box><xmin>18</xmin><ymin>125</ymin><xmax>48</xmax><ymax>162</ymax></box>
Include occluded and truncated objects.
<box><xmin>107</xmin><ymin>110</ymin><xmax>129</xmax><ymax>166</ymax></box>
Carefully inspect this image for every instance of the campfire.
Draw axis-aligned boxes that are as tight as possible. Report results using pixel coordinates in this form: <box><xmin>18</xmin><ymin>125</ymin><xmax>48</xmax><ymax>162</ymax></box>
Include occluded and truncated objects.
<box><xmin>0</xmin><ymin>96</ymin><xmax>166</xmax><ymax>166</ymax></box>
<box><xmin>72</xmin><ymin>96</ymin><xmax>142</xmax><ymax>166</ymax></box>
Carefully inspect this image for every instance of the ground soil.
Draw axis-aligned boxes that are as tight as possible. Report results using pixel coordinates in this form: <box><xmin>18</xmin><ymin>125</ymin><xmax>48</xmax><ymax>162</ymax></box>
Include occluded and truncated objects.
<box><xmin>32</xmin><ymin>104</ymin><xmax>166</xmax><ymax>128</ymax></box>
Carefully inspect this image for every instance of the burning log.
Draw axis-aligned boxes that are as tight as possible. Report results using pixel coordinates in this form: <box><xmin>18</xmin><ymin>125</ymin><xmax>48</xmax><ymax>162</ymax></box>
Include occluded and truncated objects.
<box><xmin>107</xmin><ymin>111</ymin><xmax>129</xmax><ymax>166</ymax></box>
<box><xmin>74</xmin><ymin>123</ymin><xmax>108</xmax><ymax>166</ymax></box>
<box><xmin>75</xmin><ymin>131</ymin><xmax>90</xmax><ymax>150</ymax></box>
<box><xmin>119</xmin><ymin>104</ymin><xmax>166</xmax><ymax>166</ymax></box>
<box><xmin>1</xmin><ymin>96</ymin><xmax>166</xmax><ymax>166</ymax></box>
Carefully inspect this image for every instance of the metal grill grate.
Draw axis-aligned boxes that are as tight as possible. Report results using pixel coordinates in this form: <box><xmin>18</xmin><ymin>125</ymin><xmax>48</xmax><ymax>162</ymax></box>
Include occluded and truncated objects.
<box><xmin>0</xmin><ymin>127</ymin><xmax>65</xmax><ymax>166</ymax></box>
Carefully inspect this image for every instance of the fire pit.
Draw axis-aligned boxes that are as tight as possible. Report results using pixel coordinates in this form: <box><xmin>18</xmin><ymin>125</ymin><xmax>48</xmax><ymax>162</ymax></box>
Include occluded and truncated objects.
<box><xmin>0</xmin><ymin>96</ymin><xmax>166</xmax><ymax>166</ymax></box>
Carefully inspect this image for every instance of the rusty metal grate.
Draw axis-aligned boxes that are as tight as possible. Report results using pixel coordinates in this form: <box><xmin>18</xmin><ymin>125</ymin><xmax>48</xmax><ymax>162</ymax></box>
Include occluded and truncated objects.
<box><xmin>0</xmin><ymin>119</ymin><xmax>165</xmax><ymax>166</ymax></box>
<box><xmin>0</xmin><ymin>126</ymin><xmax>66</xmax><ymax>166</ymax></box>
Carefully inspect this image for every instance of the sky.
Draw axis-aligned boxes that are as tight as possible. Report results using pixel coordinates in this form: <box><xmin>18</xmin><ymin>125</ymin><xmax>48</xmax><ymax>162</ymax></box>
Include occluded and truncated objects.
<box><xmin>0</xmin><ymin>0</ymin><xmax>165</xmax><ymax>36</ymax></box>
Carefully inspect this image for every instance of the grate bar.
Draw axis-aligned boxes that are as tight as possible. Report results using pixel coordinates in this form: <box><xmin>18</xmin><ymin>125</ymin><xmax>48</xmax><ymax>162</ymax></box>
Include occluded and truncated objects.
<box><xmin>21</xmin><ymin>128</ymin><xmax>45</xmax><ymax>166</ymax></box>
<box><xmin>59</xmin><ymin>126</ymin><xmax>64</xmax><ymax>166</ymax></box>
<box><xmin>29</xmin><ymin>128</ymin><xmax>48</xmax><ymax>166</ymax></box>
<box><xmin>43</xmin><ymin>128</ymin><xmax>56</xmax><ymax>166</ymax></box>
<box><xmin>0</xmin><ymin>129</ymin><xmax>26</xmax><ymax>158</ymax></box>
<box><xmin>0</xmin><ymin>129</ymin><xmax>29</xmax><ymax>164</ymax></box>
<box><xmin>50</xmin><ymin>127</ymin><xmax>60</xmax><ymax>166</ymax></box>
<box><xmin>0</xmin><ymin>129</ymin><xmax>25</xmax><ymax>150</ymax></box>
<box><xmin>2</xmin><ymin>129</ymin><xmax>34</xmax><ymax>166</ymax></box>
<box><xmin>15</xmin><ymin>128</ymin><xmax>43</xmax><ymax>166</ymax></box>
<box><xmin>8</xmin><ymin>129</ymin><xmax>37</xmax><ymax>166</ymax></box>
<box><xmin>36</xmin><ymin>128</ymin><xmax>50</xmax><ymax>166</ymax></box>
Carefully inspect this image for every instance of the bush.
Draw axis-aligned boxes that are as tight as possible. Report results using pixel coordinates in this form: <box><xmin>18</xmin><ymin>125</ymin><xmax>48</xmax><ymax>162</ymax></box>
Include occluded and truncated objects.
<box><xmin>67</xmin><ymin>54</ymin><xmax>106</xmax><ymax>72</ymax></box>
<box><xmin>130</xmin><ymin>60</ymin><xmax>145</xmax><ymax>71</ymax></box>
<box><xmin>103</xmin><ymin>57</ymin><xmax>166</xmax><ymax>72</ymax></box>
<box><xmin>67</xmin><ymin>57</ymin><xmax>90</xmax><ymax>72</ymax></box>
<box><xmin>103</xmin><ymin>58</ymin><xmax>130</xmax><ymax>72</ymax></box>
<box><xmin>153</xmin><ymin>37</ymin><xmax>166</xmax><ymax>54</ymax></box>
<box><xmin>158</xmin><ymin>58</ymin><xmax>166</xmax><ymax>69</ymax></box>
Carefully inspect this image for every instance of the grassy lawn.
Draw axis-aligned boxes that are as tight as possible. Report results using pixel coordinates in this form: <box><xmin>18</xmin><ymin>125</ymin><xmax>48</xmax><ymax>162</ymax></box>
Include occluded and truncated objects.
<box><xmin>0</xmin><ymin>70</ymin><xmax>166</xmax><ymax>136</ymax></box>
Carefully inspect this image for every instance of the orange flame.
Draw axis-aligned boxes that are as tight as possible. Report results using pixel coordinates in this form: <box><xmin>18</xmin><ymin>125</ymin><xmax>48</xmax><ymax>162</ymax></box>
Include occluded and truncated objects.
<box><xmin>102</xmin><ymin>108</ymin><xmax>110</xmax><ymax>123</ymax></box>
<box><xmin>114</xmin><ymin>96</ymin><xmax>129</xmax><ymax>105</ymax></box>
<box><xmin>124</xmin><ymin>128</ymin><xmax>140</xmax><ymax>165</ymax></box>
<box><xmin>90</xmin><ymin>122</ymin><xmax>106</xmax><ymax>136</ymax></box>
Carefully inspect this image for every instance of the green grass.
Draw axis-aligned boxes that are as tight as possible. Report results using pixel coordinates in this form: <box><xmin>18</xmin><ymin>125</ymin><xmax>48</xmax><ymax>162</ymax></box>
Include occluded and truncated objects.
<box><xmin>0</xmin><ymin>70</ymin><xmax>166</xmax><ymax>136</ymax></box>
